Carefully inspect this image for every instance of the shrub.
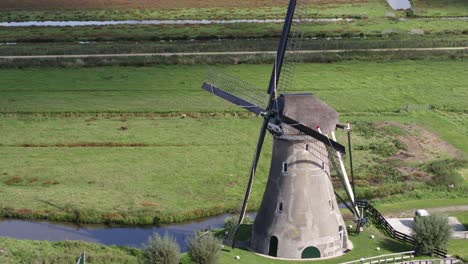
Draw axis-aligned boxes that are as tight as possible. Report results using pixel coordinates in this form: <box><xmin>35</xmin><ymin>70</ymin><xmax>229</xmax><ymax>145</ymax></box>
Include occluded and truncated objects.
<box><xmin>143</xmin><ymin>233</ymin><xmax>180</xmax><ymax>264</ymax></box>
<box><xmin>4</xmin><ymin>175</ymin><xmax>23</xmax><ymax>185</ymax></box>
<box><xmin>368</xmin><ymin>141</ymin><xmax>398</xmax><ymax>158</ymax></box>
<box><xmin>354</xmin><ymin>121</ymin><xmax>377</xmax><ymax>138</ymax></box>
<box><xmin>187</xmin><ymin>233</ymin><xmax>222</xmax><ymax>264</ymax></box>
<box><xmin>224</xmin><ymin>215</ymin><xmax>253</xmax><ymax>231</ymax></box>
<box><xmin>224</xmin><ymin>215</ymin><xmax>237</xmax><ymax>231</ymax></box>
<box><xmin>427</xmin><ymin>159</ymin><xmax>464</xmax><ymax>187</ymax></box>
<box><xmin>412</xmin><ymin>214</ymin><xmax>452</xmax><ymax>256</ymax></box>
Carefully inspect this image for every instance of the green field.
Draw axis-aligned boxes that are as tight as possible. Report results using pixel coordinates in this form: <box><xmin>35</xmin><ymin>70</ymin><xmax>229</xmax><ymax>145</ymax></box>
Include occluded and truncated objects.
<box><xmin>1</xmin><ymin>60</ymin><xmax>466</xmax><ymax>113</ymax></box>
<box><xmin>0</xmin><ymin>0</ymin><xmax>467</xmax><ymax>262</ymax></box>
<box><xmin>0</xmin><ymin>60</ymin><xmax>466</xmax><ymax>224</ymax></box>
<box><xmin>412</xmin><ymin>0</ymin><xmax>468</xmax><ymax>17</ymax></box>
<box><xmin>1</xmin><ymin>0</ymin><xmax>467</xmax><ymax>22</ymax></box>
<box><xmin>0</xmin><ymin>0</ymin><xmax>393</xmax><ymax>22</ymax></box>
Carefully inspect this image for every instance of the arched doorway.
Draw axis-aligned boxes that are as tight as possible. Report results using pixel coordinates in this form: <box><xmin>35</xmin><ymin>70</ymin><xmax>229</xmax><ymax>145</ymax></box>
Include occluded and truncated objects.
<box><xmin>339</xmin><ymin>226</ymin><xmax>344</xmax><ymax>248</ymax></box>
<box><xmin>268</xmin><ymin>236</ymin><xmax>278</xmax><ymax>257</ymax></box>
<box><xmin>301</xmin><ymin>246</ymin><xmax>321</xmax><ymax>259</ymax></box>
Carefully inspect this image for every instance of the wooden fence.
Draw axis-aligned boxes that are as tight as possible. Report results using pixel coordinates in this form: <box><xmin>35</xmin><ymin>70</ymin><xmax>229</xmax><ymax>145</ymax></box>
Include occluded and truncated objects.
<box><xmin>356</xmin><ymin>201</ymin><xmax>448</xmax><ymax>258</ymax></box>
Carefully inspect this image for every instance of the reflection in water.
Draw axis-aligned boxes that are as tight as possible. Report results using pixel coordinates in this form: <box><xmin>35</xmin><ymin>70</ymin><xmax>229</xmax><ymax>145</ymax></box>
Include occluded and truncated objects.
<box><xmin>0</xmin><ymin>213</ymin><xmax>256</xmax><ymax>251</ymax></box>
<box><xmin>386</xmin><ymin>0</ymin><xmax>411</xmax><ymax>10</ymax></box>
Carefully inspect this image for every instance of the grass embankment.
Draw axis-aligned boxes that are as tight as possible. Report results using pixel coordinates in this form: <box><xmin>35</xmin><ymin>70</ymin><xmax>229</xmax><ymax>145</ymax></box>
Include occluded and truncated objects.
<box><xmin>0</xmin><ymin>237</ymin><xmax>141</xmax><ymax>264</ymax></box>
<box><xmin>0</xmin><ymin>60</ymin><xmax>466</xmax><ymax>224</ymax></box>
<box><xmin>1</xmin><ymin>36</ymin><xmax>467</xmax><ymax>68</ymax></box>
<box><xmin>3</xmin><ymin>36</ymin><xmax>467</xmax><ymax>56</ymax></box>
<box><xmin>0</xmin><ymin>224</ymin><xmax>413</xmax><ymax>264</ymax></box>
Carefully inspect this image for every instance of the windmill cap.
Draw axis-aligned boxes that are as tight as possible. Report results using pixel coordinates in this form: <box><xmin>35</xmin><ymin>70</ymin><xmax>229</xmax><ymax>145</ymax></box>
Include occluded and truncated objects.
<box><xmin>279</xmin><ymin>93</ymin><xmax>338</xmax><ymax>135</ymax></box>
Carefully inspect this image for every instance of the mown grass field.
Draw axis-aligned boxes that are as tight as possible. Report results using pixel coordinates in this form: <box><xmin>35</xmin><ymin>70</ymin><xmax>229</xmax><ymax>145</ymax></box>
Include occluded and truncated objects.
<box><xmin>1</xmin><ymin>60</ymin><xmax>467</xmax><ymax>113</ymax></box>
<box><xmin>0</xmin><ymin>60</ymin><xmax>466</xmax><ymax>224</ymax></box>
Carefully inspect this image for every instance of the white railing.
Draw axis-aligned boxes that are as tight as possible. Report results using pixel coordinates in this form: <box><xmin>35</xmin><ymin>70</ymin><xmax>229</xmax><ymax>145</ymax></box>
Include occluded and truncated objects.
<box><xmin>407</xmin><ymin>258</ymin><xmax>460</xmax><ymax>264</ymax></box>
<box><xmin>341</xmin><ymin>251</ymin><xmax>415</xmax><ymax>264</ymax></box>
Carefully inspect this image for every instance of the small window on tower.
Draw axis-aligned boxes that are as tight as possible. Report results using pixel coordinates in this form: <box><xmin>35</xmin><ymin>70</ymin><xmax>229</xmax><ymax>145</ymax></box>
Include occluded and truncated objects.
<box><xmin>276</xmin><ymin>202</ymin><xmax>283</xmax><ymax>213</ymax></box>
<box><xmin>305</xmin><ymin>144</ymin><xmax>309</xmax><ymax>151</ymax></box>
<box><xmin>282</xmin><ymin>162</ymin><xmax>288</xmax><ymax>173</ymax></box>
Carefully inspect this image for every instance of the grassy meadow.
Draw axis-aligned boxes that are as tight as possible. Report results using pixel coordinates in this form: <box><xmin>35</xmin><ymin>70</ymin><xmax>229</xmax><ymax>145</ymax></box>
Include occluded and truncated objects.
<box><xmin>0</xmin><ymin>1</ymin><xmax>466</xmax><ymax>263</ymax></box>
<box><xmin>412</xmin><ymin>0</ymin><xmax>468</xmax><ymax>17</ymax></box>
<box><xmin>1</xmin><ymin>60</ymin><xmax>467</xmax><ymax>113</ymax></box>
<box><xmin>0</xmin><ymin>0</ymin><xmax>392</xmax><ymax>21</ymax></box>
<box><xmin>0</xmin><ymin>237</ymin><xmax>141</xmax><ymax>264</ymax></box>
<box><xmin>0</xmin><ymin>60</ymin><xmax>466</xmax><ymax>224</ymax></box>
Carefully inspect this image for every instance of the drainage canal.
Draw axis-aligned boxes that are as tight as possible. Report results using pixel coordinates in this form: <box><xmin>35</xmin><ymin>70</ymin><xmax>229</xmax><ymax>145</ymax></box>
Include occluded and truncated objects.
<box><xmin>0</xmin><ymin>213</ymin><xmax>255</xmax><ymax>251</ymax></box>
<box><xmin>0</xmin><ymin>18</ymin><xmax>353</xmax><ymax>27</ymax></box>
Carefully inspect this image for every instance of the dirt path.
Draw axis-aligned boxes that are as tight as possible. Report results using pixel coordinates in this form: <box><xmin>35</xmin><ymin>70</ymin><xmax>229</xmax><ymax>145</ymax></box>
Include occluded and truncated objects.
<box><xmin>1</xmin><ymin>47</ymin><xmax>467</xmax><ymax>59</ymax></box>
<box><xmin>384</xmin><ymin>205</ymin><xmax>468</xmax><ymax>218</ymax></box>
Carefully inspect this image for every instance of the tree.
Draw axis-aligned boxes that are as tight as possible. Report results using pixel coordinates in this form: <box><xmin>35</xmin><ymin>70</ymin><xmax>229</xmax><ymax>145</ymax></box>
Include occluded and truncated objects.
<box><xmin>143</xmin><ymin>233</ymin><xmax>180</xmax><ymax>264</ymax></box>
<box><xmin>187</xmin><ymin>233</ymin><xmax>222</xmax><ymax>264</ymax></box>
<box><xmin>412</xmin><ymin>214</ymin><xmax>452</xmax><ymax>256</ymax></box>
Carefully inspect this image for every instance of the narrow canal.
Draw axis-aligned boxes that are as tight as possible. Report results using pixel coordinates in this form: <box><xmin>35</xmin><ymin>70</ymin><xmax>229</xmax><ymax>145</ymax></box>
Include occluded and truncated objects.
<box><xmin>0</xmin><ymin>213</ymin><xmax>256</xmax><ymax>251</ymax></box>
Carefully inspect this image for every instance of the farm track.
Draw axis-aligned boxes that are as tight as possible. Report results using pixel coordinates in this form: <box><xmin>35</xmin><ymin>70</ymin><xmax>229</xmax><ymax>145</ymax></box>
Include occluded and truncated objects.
<box><xmin>1</xmin><ymin>46</ymin><xmax>467</xmax><ymax>59</ymax></box>
<box><xmin>384</xmin><ymin>205</ymin><xmax>468</xmax><ymax>218</ymax></box>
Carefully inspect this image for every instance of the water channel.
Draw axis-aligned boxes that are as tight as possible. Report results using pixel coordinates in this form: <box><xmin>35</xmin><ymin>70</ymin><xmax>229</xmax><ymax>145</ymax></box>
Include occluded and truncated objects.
<box><xmin>0</xmin><ymin>18</ymin><xmax>353</xmax><ymax>27</ymax></box>
<box><xmin>0</xmin><ymin>213</ymin><xmax>256</xmax><ymax>251</ymax></box>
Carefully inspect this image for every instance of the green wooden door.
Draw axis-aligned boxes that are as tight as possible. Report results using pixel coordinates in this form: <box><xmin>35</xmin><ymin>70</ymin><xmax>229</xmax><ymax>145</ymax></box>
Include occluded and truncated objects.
<box><xmin>302</xmin><ymin>246</ymin><xmax>321</xmax><ymax>259</ymax></box>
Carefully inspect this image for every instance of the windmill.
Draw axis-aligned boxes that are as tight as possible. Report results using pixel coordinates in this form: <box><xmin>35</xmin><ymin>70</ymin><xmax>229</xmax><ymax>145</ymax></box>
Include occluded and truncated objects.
<box><xmin>201</xmin><ymin>0</ymin><xmax>362</xmax><ymax>259</ymax></box>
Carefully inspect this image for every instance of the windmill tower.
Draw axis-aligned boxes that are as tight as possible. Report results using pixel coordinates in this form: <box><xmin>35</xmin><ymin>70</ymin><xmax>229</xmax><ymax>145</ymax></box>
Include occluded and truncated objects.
<box><xmin>250</xmin><ymin>94</ymin><xmax>351</xmax><ymax>259</ymax></box>
<box><xmin>201</xmin><ymin>0</ymin><xmax>361</xmax><ymax>260</ymax></box>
